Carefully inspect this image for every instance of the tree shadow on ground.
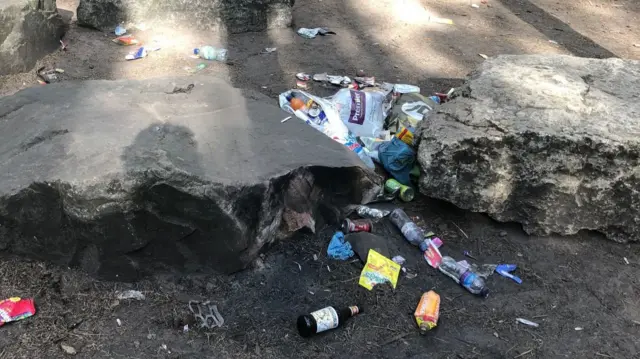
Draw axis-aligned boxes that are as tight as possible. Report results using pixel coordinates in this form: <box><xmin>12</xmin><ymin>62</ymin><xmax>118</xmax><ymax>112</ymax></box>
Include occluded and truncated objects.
<box><xmin>498</xmin><ymin>0</ymin><xmax>617</xmax><ymax>58</ymax></box>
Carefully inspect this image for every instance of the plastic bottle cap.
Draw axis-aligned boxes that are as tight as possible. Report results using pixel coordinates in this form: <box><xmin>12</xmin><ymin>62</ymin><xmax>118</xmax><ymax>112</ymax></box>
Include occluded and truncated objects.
<box><xmin>193</xmin><ymin>48</ymin><xmax>200</xmax><ymax>55</ymax></box>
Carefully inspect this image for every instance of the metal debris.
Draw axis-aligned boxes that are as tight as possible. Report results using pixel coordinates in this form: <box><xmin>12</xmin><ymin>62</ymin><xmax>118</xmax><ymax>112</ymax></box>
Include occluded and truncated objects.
<box><xmin>188</xmin><ymin>301</ymin><xmax>224</xmax><ymax>329</ymax></box>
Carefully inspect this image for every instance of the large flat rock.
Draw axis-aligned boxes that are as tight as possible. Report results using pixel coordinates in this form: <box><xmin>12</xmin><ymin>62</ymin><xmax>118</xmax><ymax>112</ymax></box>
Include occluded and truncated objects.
<box><xmin>0</xmin><ymin>76</ymin><xmax>380</xmax><ymax>280</ymax></box>
<box><xmin>77</xmin><ymin>0</ymin><xmax>294</xmax><ymax>33</ymax></box>
<box><xmin>0</xmin><ymin>0</ymin><xmax>66</xmax><ymax>75</ymax></box>
<box><xmin>417</xmin><ymin>55</ymin><xmax>640</xmax><ymax>242</ymax></box>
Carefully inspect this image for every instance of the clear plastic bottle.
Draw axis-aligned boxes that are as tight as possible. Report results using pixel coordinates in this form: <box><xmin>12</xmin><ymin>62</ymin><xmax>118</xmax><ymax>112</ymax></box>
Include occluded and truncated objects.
<box><xmin>438</xmin><ymin>256</ymin><xmax>463</xmax><ymax>283</ymax></box>
<box><xmin>194</xmin><ymin>46</ymin><xmax>228</xmax><ymax>61</ymax></box>
<box><xmin>438</xmin><ymin>256</ymin><xmax>489</xmax><ymax>297</ymax></box>
<box><xmin>389</xmin><ymin>208</ymin><xmax>424</xmax><ymax>246</ymax></box>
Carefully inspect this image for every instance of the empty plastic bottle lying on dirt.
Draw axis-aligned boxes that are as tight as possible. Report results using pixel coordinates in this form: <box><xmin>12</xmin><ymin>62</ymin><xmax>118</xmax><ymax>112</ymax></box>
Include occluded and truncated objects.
<box><xmin>390</xmin><ymin>209</ymin><xmax>443</xmax><ymax>267</ymax></box>
<box><xmin>194</xmin><ymin>46</ymin><xmax>228</xmax><ymax>61</ymax></box>
<box><xmin>389</xmin><ymin>208</ymin><xmax>424</xmax><ymax>246</ymax></box>
<box><xmin>438</xmin><ymin>256</ymin><xmax>489</xmax><ymax>297</ymax></box>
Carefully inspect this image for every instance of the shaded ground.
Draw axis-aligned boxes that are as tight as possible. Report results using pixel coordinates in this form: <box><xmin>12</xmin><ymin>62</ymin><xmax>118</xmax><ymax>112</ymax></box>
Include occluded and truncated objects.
<box><xmin>1</xmin><ymin>0</ymin><xmax>640</xmax><ymax>358</ymax></box>
<box><xmin>1</xmin><ymin>196</ymin><xmax>639</xmax><ymax>358</ymax></box>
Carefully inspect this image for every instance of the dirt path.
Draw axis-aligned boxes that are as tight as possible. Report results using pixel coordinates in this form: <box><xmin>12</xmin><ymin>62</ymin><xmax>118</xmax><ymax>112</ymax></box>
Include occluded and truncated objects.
<box><xmin>1</xmin><ymin>0</ymin><xmax>639</xmax><ymax>358</ymax></box>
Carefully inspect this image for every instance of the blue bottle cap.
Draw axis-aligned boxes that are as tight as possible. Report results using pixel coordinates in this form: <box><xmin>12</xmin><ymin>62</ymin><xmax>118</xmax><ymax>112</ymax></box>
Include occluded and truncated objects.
<box><xmin>193</xmin><ymin>48</ymin><xmax>200</xmax><ymax>55</ymax></box>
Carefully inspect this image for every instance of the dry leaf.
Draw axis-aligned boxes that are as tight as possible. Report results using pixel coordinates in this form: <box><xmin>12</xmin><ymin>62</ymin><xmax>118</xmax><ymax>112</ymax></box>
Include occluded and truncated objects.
<box><xmin>61</xmin><ymin>344</ymin><xmax>77</xmax><ymax>355</ymax></box>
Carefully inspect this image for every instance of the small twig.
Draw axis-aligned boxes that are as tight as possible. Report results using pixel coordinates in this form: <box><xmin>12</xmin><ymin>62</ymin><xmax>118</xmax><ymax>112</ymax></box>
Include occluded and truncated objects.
<box><xmin>514</xmin><ymin>349</ymin><xmax>533</xmax><ymax>358</ymax></box>
<box><xmin>450</xmin><ymin>221</ymin><xmax>469</xmax><ymax>239</ymax></box>
<box><xmin>371</xmin><ymin>325</ymin><xmax>399</xmax><ymax>332</ymax></box>
<box><xmin>381</xmin><ymin>332</ymin><xmax>411</xmax><ymax>346</ymax></box>
<box><xmin>444</xmin><ymin>294</ymin><xmax>464</xmax><ymax>302</ymax></box>
<box><xmin>595</xmin><ymin>353</ymin><xmax>614</xmax><ymax>358</ymax></box>
<box><xmin>455</xmin><ymin>337</ymin><xmax>475</xmax><ymax>347</ymax></box>
<box><xmin>325</xmin><ymin>276</ymin><xmax>360</xmax><ymax>286</ymax></box>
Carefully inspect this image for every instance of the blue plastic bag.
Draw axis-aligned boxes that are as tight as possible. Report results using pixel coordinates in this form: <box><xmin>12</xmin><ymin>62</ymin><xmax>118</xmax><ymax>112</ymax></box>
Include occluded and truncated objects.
<box><xmin>115</xmin><ymin>25</ymin><xmax>126</xmax><ymax>36</ymax></box>
<box><xmin>378</xmin><ymin>137</ymin><xmax>416</xmax><ymax>185</ymax></box>
<box><xmin>327</xmin><ymin>232</ymin><xmax>354</xmax><ymax>260</ymax></box>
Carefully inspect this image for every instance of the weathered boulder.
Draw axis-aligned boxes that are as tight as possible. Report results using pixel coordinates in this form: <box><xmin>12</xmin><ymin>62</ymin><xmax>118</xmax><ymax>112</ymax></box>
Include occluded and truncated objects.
<box><xmin>417</xmin><ymin>55</ymin><xmax>640</xmax><ymax>242</ymax></box>
<box><xmin>77</xmin><ymin>0</ymin><xmax>294</xmax><ymax>33</ymax></box>
<box><xmin>0</xmin><ymin>76</ymin><xmax>380</xmax><ymax>280</ymax></box>
<box><xmin>0</xmin><ymin>0</ymin><xmax>66</xmax><ymax>75</ymax></box>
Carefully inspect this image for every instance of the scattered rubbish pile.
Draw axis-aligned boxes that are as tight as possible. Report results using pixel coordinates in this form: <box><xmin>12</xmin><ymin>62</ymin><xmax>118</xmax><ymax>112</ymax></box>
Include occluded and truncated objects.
<box><xmin>280</xmin><ymin>74</ymin><xmax>524</xmax><ymax>337</ymax></box>
<box><xmin>108</xmin><ymin>24</ymin><xmax>230</xmax><ymax>71</ymax></box>
<box><xmin>278</xmin><ymin>74</ymin><xmax>452</xmax><ymax>175</ymax></box>
<box><xmin>111</xmin><ymin>28</ymin><xmax>162</xmax><ymax>61</ymax></box>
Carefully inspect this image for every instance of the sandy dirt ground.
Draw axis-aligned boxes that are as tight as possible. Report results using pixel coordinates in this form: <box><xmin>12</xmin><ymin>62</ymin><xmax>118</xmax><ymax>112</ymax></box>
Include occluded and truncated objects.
<box><xmin>1</xmin><ymin>0</ymin><xmax>639</xmax><ymax>358</ymax></box>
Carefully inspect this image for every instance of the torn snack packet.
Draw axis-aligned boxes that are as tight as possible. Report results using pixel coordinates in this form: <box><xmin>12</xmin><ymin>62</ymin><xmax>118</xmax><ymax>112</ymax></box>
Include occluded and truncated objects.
<box><xmin>0</xmin><ymin>297</ymin><xmax>36</xmax><ymax>326</ymax></box>
<box><xmin>359</xmin><ymin>250</ymin><xmax>401</xmax><ymax>290</ymax></box>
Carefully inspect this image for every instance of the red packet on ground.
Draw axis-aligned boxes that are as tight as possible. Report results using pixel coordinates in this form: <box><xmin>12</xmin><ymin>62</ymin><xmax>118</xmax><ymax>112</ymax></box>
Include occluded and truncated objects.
<box><xmin>423</xmin><ymin>239</ymin><xmax>443</xmax><ymax>268</ymax></box>
<box><xmin>112</xmin><ymin>35</ymin><xmax>140</xmax><ymax>46</ymax></box>
<box><xmin>0</xmin><ymin>297</ymin><xmax>36</xmax><ymax>326</ymax></box>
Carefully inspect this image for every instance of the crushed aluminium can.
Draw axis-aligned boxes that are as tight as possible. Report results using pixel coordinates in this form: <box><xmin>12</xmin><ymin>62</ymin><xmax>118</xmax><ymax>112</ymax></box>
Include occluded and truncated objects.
<box><xmin>341</xmin><ymin>218</ymin><xmax>372</xmax><ymax>233</ymax></box>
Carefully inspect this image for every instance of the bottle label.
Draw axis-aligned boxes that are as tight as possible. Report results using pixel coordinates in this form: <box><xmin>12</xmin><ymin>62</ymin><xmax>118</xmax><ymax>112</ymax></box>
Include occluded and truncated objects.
<box><xmin>460</xmin><ymin>272</ymin><xmax>475</xmax><ymax>287</ymax></box>
<box><xmin>310</xmin><ymin>307</ymin><xmax>339</xmax><ymax>333</ymax></box>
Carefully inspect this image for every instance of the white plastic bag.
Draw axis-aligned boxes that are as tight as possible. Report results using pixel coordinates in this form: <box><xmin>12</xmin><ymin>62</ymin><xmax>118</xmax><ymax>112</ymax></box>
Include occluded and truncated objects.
<box><xmin>332</xmin><ymin>89</ymin><xmax>386</xmax><ymax>138</ymax></box>
<box><xmin>278</xmin><ymin>90</ymin><xmax>374</xmax><ymax>168</ymax></box>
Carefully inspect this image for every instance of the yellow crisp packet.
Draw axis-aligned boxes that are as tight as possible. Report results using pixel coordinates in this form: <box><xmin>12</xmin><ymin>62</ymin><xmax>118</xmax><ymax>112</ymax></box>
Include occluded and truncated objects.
<box><xmin>396</xmin><ymin>126</ymin><xmax>415</xmax><ymax>146</ymax></box>
<box><xmin>359</xmin><ymin>250</ymin><xmax>401</xmax><ymax>290</ymax></box>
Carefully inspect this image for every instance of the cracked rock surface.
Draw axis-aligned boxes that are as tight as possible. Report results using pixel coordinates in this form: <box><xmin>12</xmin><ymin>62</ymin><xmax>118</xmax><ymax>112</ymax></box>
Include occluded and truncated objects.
<box><xmin>0</xmin><ymin>76</ymin><xmax>380</xmax><ymax>280</ymax></box>
<box><xmin>417</xmin><ymin>54</ymin><xmax>640</xmax><ymax>242</ymax></box>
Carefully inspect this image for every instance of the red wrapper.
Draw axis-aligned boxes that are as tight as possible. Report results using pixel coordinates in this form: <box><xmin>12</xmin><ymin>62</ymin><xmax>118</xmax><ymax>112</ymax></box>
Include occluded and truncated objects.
<box><xmin>0</xmin><ymin>297</ymin><xmax>36</xmax><ymax>326</ymax></box>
